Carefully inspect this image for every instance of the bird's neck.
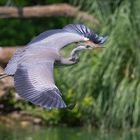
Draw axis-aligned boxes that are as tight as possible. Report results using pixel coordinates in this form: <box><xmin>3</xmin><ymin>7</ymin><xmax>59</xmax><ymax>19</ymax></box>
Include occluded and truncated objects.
<box><xmin>70</xmin><ymin>46</ymin><xmax>85</xmax><ymax>60</ymax></box>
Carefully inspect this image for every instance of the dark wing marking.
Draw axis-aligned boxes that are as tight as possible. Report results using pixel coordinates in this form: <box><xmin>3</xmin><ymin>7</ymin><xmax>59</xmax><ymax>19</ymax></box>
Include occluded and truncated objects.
<box><xmin>63</xmin><ymin>24</ymin><xmax>108</xmax><ymax>44</ymax></box>
<box><xmin>14</xmin><ymin>62</ymin><xmax>66</xmax><ymax>109</ymax></box>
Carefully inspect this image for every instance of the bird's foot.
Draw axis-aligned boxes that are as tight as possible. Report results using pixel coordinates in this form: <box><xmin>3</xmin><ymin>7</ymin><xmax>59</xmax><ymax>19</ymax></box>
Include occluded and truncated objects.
<box><xmin>67</xmin><ymin>102</ymin><xmax>76</xmax><ymax>110</ymax></box>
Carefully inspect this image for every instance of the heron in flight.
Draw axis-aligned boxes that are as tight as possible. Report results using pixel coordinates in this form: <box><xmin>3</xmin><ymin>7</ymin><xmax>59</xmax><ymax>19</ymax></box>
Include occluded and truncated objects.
<box><xmin>0</xmin><ymin>24</ymin><xmax>108</xmax><ymax>109</ymax></box>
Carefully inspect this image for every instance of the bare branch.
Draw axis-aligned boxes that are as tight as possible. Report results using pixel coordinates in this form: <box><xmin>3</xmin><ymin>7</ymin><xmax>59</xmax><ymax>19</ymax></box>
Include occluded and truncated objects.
<box><xmin>0</xmin><ymin>4</ymin><xmax>99</xmax><ymax>24</ymax></box>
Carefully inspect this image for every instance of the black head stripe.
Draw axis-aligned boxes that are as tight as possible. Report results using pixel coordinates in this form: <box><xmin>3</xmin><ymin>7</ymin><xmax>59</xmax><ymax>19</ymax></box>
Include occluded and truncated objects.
<box><xmin>63</xmin><ymin>24</ymin><xmax>108</xmax><ymax>44</ymax></box>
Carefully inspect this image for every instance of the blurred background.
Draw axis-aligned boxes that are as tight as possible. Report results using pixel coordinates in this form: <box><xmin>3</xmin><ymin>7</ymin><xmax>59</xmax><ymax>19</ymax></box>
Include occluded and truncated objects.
<box><xmin>0</xmin><ymin>0</ymin><xmax>140</xmax><ymax>140</ymax></box>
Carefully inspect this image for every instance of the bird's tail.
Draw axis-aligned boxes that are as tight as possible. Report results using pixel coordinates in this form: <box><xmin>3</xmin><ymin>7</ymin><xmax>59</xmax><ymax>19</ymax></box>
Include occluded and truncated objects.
<box><xmin>0</xmin><ymin>73</ymin><xmax>9</xmax><ymax>79</ymax></box>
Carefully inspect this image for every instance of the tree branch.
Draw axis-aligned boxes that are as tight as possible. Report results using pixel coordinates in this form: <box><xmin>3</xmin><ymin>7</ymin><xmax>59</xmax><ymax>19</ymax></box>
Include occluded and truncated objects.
<box><xmin>0</xmin><ymin>3</ymin><xmax>99</xmax><ymax>24</ymax></box>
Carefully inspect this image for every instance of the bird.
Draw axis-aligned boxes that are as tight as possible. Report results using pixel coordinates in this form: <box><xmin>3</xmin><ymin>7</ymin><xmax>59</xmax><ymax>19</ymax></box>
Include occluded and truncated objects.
<box><xmin>0</xmin><ymin>24</ymin><xmax>108</xmax><ymax>109</ymax></box>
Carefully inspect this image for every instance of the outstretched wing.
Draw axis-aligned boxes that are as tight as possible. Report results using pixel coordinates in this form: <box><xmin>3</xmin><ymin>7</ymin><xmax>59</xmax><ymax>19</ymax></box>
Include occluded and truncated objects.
<box><xmin>14</xmin><ymin>61</ymin><xmax>66</xmax><ymax>109</ymax></box>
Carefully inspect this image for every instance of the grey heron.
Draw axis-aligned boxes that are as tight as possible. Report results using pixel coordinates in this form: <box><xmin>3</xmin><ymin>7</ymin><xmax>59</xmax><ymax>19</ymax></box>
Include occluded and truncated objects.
<box><xmin>0</xmin><ymin>24</ymin><xmax>108</xmax><ymax>109</ymax></box>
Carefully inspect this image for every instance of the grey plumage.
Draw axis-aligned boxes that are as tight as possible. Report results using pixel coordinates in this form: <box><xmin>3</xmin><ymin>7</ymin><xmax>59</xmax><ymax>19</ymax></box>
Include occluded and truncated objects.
<box><xmin>14</xmin><ymin>62</ymin><xmax>66</xmax><ymax>109</ymax></box>
<box><xmin>28</xmin><ymin>29</ymin><xmax>65</xmax><ymax>45</ymax></box>
<box><xmin>3</xmin><ymin>24</ymin><xmax>108</xmax><ymax>109</ymax></box>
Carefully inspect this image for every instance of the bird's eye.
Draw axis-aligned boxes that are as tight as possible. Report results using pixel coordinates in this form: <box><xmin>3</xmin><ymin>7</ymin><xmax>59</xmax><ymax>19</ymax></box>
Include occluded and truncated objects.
<box><xmin>86</xmin><ymin>45</ymin><xmax>91</xmax><ymax>48</ymax></box>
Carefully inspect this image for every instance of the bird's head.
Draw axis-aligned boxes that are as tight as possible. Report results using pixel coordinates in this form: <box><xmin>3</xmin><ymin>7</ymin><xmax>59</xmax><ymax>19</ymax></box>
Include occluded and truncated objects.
<box><xmin>70</xmin><ymin>41</ymin><xmax>106</xmax><ymax>61</ymax></box>
<box><xmin>77</xmin><ymin>41</ymin><xmax>106</xmax><ymax>51</ymax></box>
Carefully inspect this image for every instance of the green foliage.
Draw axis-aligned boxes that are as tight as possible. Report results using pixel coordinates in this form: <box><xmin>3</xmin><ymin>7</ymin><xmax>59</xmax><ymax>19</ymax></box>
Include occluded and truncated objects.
<box><xmin>0</xmin><ymin>0</ymin><xmax>72</xmax><ymax>46</ymax></box>
<box><xmin>63</xmin><ymin>0</ymin><xmax>140</xmax><ymax>129</ymax></box>
<box><xmin>15</xmin><ymin>91</ymin><xmax>92</xmax><ymax>126</ymax></box>
<box><xmin>0</xmin><ymin>17</ymin><xmax>72</xmax><ymax>46</ymax></box>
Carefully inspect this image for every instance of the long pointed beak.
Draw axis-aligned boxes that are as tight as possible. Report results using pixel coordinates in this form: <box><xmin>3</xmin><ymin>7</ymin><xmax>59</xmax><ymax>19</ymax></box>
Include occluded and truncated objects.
<box><xmin>86</xmin><ymin>41</ymin><xmax>106</xmax><ymax>49</ymax></box>
<box><xmin>91</xmin><ymin>45</ymin><xmax>105</xmax><ymax>49</ymax></box>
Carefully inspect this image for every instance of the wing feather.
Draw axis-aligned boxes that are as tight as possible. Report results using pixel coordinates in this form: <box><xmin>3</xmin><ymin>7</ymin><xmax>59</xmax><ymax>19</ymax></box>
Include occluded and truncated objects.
<box><xmin>28</xmin><ymin>29</ymin><xmax>65</xmax><ymax>45</ymax></box>
<box><xmin>63</xmin><ymin>24</ymin><xmax>108</xmax><ymax>44</ymax></box>
<box><xmin>14</xmin><ymin>62</ymin><xmax>66</xmax><ymax>109</ymax></box>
